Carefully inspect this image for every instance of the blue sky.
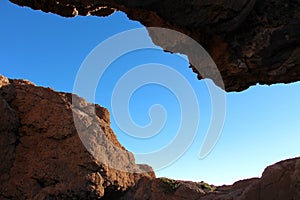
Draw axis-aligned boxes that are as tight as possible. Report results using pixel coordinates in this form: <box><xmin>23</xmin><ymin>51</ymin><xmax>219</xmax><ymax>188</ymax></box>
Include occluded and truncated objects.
<box><xmin>1</xmin><ymin>0</ymin><xmax>299</xmax><ymax>185</ymax></box>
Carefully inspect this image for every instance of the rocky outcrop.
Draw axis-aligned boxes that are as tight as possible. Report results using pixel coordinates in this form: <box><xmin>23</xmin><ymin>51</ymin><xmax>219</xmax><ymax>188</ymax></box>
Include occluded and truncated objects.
<box><xmin>0</xmin><ymin>75</ymin><xmax>299</xmax><ymax>199</ymax></box>
<box><xmin>0</xmin><ymin>75</ymin><xmax>154</xmax><ymax>199</ymax></box>
<box><xmin>9</xmin><ymin>0</ymin><xmax>300</xmax><ymax>91</ymax></box>
<box><xmin>123</xmin><ymin>157</ymin><xmax>300</xmax><ymax>200</ymax></box>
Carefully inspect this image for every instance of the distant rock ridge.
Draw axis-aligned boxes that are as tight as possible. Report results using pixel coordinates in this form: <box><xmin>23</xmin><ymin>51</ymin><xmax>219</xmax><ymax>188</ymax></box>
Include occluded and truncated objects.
<box><xmin>123</xmin><ymin>157</ymin><xmax>300</xmax><ymax>199</ymax></box>
<box><xmin>0</xmin><ymin>74</ymin><xmax>299</xmax><ymax>199</ymax></box>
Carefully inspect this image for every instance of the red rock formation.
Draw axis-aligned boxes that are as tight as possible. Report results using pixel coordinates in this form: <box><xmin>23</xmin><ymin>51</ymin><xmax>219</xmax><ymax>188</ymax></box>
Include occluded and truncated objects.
<box><xmin>0</xmin><ymin>75</ymin><xmax>154</xmax><ymax>199</ymax></box>
<box><xmin>9</xmin><ymin>0</ymin><xmax>300</xmax><ymax>91</ymax></box>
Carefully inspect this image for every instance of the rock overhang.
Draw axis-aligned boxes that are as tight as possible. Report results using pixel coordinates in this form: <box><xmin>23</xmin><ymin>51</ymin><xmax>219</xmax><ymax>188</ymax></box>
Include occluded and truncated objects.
<box><xmin>9</xmin><ymin>0</ymin><xmax>300</xmax><ymax>92</ymax></box>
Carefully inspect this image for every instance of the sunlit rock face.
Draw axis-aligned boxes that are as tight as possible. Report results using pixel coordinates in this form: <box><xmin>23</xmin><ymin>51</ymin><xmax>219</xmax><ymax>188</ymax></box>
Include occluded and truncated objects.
<box><xmin>9</xmin><ymin>0</ymin><xmax>300</xmax><ymax>91</ymax></box>
<box><xmin>0</xmin><ymin>75</ymin><xmax>154</xmax><ymax>199</ymax></box>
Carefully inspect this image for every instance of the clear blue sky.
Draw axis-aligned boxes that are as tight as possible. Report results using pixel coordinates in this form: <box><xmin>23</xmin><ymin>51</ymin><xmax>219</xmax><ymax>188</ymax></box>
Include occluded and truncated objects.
<box><xmin>1</xmin><ymin>0</ymin><xmax>299</xmax><ymax>185</ymax></box>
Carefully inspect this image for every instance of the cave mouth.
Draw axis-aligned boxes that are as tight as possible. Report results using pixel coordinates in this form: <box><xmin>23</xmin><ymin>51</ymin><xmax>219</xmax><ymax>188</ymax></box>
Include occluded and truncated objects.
<box><xmin>1</xmin><ymin>0</ymin><xmax>300</xmax><ymax>186</ymax></box>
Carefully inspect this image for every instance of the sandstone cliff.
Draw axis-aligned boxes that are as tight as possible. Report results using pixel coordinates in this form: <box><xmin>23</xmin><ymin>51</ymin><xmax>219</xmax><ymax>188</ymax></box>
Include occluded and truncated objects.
<box><xmin>9</xmin><ymin>0</ymin><xmax>300</xmax><ymax>91</ymax></box>
<box><xmin>0</xmin><ymin>75</ymin><xmax>154</xmax><ymax>199</ymax></box>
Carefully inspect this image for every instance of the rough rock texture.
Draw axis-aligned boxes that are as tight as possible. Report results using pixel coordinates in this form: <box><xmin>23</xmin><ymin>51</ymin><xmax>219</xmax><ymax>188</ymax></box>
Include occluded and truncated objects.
<box><xmin>0</xmin><ymin>75</ymin><xmax>154</xmax><ymax>199</ymax></box>
<box><xmin>9</xmin><ymin>0</ymin><xmax>300</xmax><ymax>91</ymax></box>
<box><xmin>123</xmin><ymin>157</ymin><xmax>300</xmax><ymax>200</ymax></box>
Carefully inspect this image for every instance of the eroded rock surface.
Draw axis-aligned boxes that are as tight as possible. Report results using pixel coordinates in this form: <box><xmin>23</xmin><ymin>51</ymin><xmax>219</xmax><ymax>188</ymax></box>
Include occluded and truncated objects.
<box><xmin>9</xmin><ymin>0</ymin><xmax>300</xmax><ymax>91</ymax></box>
<box><xmin>0</xmin><ymin>75</ymin><xmax>154</xmax><ymax>199</ymax></box>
